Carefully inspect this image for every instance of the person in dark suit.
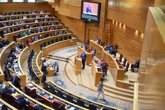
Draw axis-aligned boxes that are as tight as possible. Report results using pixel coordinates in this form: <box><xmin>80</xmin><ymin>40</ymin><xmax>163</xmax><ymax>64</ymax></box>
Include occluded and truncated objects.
<box><xmin>41</xmin><ymin>59</ymin><xmax>48</xmax><ymax>74</ymax></box>
<box><xmin>86</xmin><ymin>5</ymin><xmax>92</xmax><ymax>13</ymax></box>
<box><xmin>17</xmin><ymin>94</ymin><xmax>28</xmax><ymax>109</ymax></box>
<box><xmin>41</xmin><ymin>73</ymin><xmax>47</xmax><ymax>84</ymax></box>
<box><xmin>101</xmin><ymin>62</ymin><xmax>109</xmax><ymax>76</ymax></box>
<box><xmin>80</xmin><ymin>52</ymin><xmax>87</xmax><ymax>69</ymax></box>
<box><xmin>12</xmin><ymin>75</ymin><xmax>21</xmax><ymax>90</ymax></box>
<box><xmin>131</xmin><ymin>59</ymin><xmax>140</xmax><ymax>72</ymax></box>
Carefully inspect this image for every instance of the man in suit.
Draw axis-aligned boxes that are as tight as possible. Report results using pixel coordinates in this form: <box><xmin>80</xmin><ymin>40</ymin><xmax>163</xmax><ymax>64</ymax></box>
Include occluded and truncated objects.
<box><xmin>86</xmin><ymin>5</ymin><xmax>92</xmax><ymax>13</ymax></box>
<box><xmin>81</xmin><ymin>52</ymin><xmax>87</xmax><ymax>69</ymax></box>
<box><xmin>12</xmin><ymin>75</ymin><xmax>21</xmax><ymax>90</ymax></box>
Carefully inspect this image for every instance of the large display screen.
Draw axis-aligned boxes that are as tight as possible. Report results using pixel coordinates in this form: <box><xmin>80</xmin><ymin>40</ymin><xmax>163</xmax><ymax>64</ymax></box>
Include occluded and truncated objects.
<box><xmin>81</xmin><ymin>1</ymin><xmax>101</xmax><ymax>23</ymax></box>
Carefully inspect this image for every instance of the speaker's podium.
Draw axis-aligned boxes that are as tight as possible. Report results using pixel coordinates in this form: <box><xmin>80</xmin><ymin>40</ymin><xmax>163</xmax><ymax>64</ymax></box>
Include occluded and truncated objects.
<box><xmin>92</xmin><ymin>61</ymin><xmax>103</xmax><ymax>86</ymax></box>
<box><xmin>75</xmin><ymin>56</ymin><xmax>82</xmax><ymax>75</ymax></box>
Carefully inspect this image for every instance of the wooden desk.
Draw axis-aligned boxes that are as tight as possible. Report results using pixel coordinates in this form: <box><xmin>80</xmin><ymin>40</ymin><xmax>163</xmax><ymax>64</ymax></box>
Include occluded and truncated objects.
<box><xmin>17</xmin><ymin>27</ymin><xmax>66</xmax><ymax>44</ymax></box>
<box><xmin>89</xmin><ymin>40</ymin><xmax>103</xmax><ymax>59</ymax></box>
<box><xmin>89</xmin><ymin>40</ymin><xmax>125</xmax><ymax>87</ymax></box>
<box><xmin>6</xmin><ymin>82</ymin><xmax>54</xmax><ymax>110</ymax></box>
<box><xmin>30</xmin><ymin>33</ymin><xmax>72</xmax><ymax>52</ymax></box>
<box><xmin>75</xmin><ymin>56</ymin><xmax>82</xmax><ymax>75</ymax></box>
<box><xmin>18</xmin><ymin>46</ymin><xmax>30</xmax><ymax>87</ymax></box>
<box><xmin>26</xmin><ymin>83</ymin><xmax>56</xmax><ymax>109</ymax></box>
<box><xmin>0</xmin><ymin>42</ymin><xmax>15</xmax><ymax>81</ymax></box>
<box><xmin>43</xmin><ymin>38</ymin><xmax>77</xmax><ymax>57</ymax></box>
<box><xmin>31</xmin><ymin>82</ymin><xmax>88</xmax><ymax>110</ymax></box>
<box><xmin>5</xmin><ymin>24</ymin><xmax>63</xmax><ymax>41</ymax></box>
<box><xmin>77</xmin><ymin>46</ymin><xmax>92</xmax><ymax>65</ymax></box>
<box><xmin>92</xmin><ymin>61</ymin><xmax>103</xmax><ymax>86</ymax></box>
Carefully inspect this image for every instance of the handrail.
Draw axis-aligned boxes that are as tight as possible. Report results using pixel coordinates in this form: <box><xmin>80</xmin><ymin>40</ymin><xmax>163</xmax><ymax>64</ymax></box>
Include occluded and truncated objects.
<box><xmin>35</xmin><ymin>50</ymin><xmax>43</xmax><ymax>84</ymax></box>
<box><xmin>133</xmin><ymin>83</ymin><xmax>138</xmax><ymax>110</ymax></box>
<box><xmin>18</xmin><ymin>46</ymin><xmax>30</xmax><ymax>75</ymax></box>
<box><xmin>42</xmin><ymin>38</ymin><xmax>77</xmax><ymax>57</ymax></box>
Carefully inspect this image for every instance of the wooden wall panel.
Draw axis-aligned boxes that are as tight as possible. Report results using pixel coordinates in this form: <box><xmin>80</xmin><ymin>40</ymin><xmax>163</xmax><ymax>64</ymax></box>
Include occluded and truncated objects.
<box><xmin>0</xmin><ymin>3</ymin><xmax>55</xmax><ymax>14</ymax></box>
<box><xmin>107</xmin><ymin>0</ymin><xmax>155</xmax><ymax>33</ymax></box>
<box><xmin>59</xmin><ymin>15</ymin><xmax>85</xmax><ymax>42</ymax></box>
<box><xmin>111</xmin><ymin>21</ymin><xmax>143</xmax><ymax>63</ymax></box>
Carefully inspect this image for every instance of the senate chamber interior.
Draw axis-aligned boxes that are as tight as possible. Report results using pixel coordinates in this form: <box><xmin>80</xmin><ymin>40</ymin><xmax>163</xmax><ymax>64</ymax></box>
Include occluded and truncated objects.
<box><xmin>0</xmin><ymin>0</ymin><xmax>164</xmax><ymax>110</ymax></box>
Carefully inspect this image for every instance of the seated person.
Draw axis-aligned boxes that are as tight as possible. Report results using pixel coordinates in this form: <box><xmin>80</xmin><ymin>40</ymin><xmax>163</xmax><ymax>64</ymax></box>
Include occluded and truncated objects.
<box><xmin>109</xmin><ymin>46</ymin><xmax>117</xmax><ymax>57</ymax></box>
<box><xmin>101</xmin><ymin>62</ymin><xmax>109</xmax><ymax>76</ymax></box>
<box><xmin>91</xmin><ymin>48</ymin><xmax>96</xmax><ymax>57</ymax></box>
<box><xmin>131</xmin><ymin>59</ymin><xmax>140</xmax><ymax>72</ymax></box>
<box><xmin>1</xmin><ymin>84</ymin><xmax>15</xmax><ymax>95</ymax></box>
<box><xmin>23</xmin><ymin>16</ymin><xmax>27</xmax><ymax>19</ymax></box>
<box><xmin>15</xmin><ymin>44</ymin><xmax>22</xmax><ymax>53</ymax></box>
<box><xmin>17</xmin><ymin>94</ymin><xmax>28</xmax><ymax>109</ymax></box>
<box><xmin>12</xmin><ymin>75</ymin><xmax>21</xmax><ymax>90</ymax></box>
<box><xmin>104</xmin><ymin>43</ymin><xmax>113</xmax><ymax>51</ymax></box>
<box><xmin>98</xmin><ymin>59</ymin><xmax>104</xmax><ymax>67</ymax></box>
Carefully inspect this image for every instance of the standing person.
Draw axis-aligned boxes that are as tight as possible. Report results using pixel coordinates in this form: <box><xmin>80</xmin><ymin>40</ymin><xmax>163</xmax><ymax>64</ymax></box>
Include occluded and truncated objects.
<box><xmin>97</xmin><ymin>78</ymin><xmax>105</xmax><ymax>100</ymax></box>
<box><xmin>80</xmin><ymin>52</ymin><xmax>87</xmax><ymax>69</ymax></box>
<box><xmin>41</xmin><ymin>73</ymin><xmax>47</xmax><ymax>84</ymax></box>
<box><xmin>41</xmin><ymin>59</ymin><xmax>48</xmax><ymax>74</ymax></box>
<box><xmin>53</xmin><ymin>61</ymin><xmax>59</xmax><ymax>75</ymax></box>
<box><xmin>41</xmin><ymin>59</ymin><xmax>48</xmax><ymax>84</ymax></box>
<box><xmin>101</xmin><ymin>62</ymin><xmax>109</xmax><ymax>76</ymax></box>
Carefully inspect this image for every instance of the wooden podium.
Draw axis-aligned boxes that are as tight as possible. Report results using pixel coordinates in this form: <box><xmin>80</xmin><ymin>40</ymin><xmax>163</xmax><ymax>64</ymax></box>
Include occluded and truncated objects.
<box><xmin>75</xmin><ymin>56</ymin><xmax>82</xmax><ymax>75</ymax></box>
<box><xmin>77</xmin><ymin>46</ymin><xmax>92</xmax><ymax>65</ymax></box>
<box><xmin>47</xmin><ymin>68</ymin><xmax>55</xmax><ymax>77</ymax></box>
<box><xmin>91</xmin><ymin>61</ymin><xmax>103</xmax><ymax>86</ymax></box>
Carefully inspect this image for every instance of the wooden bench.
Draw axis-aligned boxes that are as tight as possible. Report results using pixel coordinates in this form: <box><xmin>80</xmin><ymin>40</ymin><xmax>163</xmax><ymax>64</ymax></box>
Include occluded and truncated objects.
<box><xmin>89</xmin><ymin>40</ymin><xmax>125</xmax><ymax>88</ymax></box>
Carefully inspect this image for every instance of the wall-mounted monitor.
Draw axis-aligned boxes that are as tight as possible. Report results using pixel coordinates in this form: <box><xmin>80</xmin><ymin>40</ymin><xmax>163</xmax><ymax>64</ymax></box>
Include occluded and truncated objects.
<box><xmin>81</xmin><ymin>1</ymin><xmax>101</xmax><ymax>23</ymax></box>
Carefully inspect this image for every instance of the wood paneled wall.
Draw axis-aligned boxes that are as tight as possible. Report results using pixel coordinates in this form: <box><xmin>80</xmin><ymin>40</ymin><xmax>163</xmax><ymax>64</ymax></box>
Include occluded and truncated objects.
<box><xmin>110</xmin><ymin>20</ymin><xmax>143</xmax><ymax>63</ymax></box>
<box><xmin>58</xmin><ymin>15</ymin><xmax>85</xmax><ymax>42</ymax></box>
<box><xmin>0</xmin><ymin>3</ymin><xmax>55</xmax><ymax>14</ymax></box>
<box><xmin>107</xmin><ymin>0</ymin><xmax>155</xmax><ymax>33</ymax></box>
